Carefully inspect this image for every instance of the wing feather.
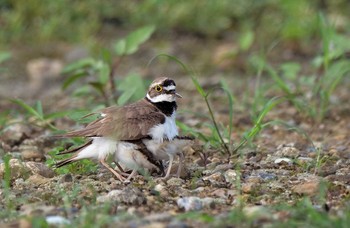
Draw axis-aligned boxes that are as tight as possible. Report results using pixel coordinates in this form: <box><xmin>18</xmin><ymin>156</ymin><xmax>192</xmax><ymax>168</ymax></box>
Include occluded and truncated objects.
<box><xmin>59</xmin><ymin>99</ymin><xmax>165</xmax><ymax>140</ymax></box>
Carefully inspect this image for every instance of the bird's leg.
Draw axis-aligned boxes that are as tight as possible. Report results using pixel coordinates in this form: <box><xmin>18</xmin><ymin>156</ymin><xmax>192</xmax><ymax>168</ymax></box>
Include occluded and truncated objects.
<box><xmin>114</xmin><ymin>162</ymin><xmax>130</xmax><ymax>177</ymax></box>
<box><xmin>176</xmin><ymin>152</ymin><xmax>185</xmax><ymax>178</ymax></box>
<box><xmin>163</xmin><ymin>155</ymin><xmax>174</xmax><ymax>180</ymax></box>
<box><xmin>124</xmin><ymin>169</ymin><xmax>138</xmax><ymax>183</ymax></box>
<box><xmin>100</xmin><ymin>159</ymin><xmax>125</xmax><ymax>182</ymax></box>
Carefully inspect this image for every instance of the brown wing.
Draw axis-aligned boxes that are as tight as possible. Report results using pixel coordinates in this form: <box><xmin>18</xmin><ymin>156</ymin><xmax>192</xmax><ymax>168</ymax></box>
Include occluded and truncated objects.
<box><xmin>61</xmin><ymin>99</ymin><xmax>165</xmax><ymax>140</ymax></box>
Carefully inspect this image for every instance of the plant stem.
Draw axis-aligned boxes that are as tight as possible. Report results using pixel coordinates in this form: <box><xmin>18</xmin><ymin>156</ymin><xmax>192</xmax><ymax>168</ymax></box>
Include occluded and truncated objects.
<box><xmin>204</xmin><ymin>95</ymin><xmax>230</xmax><ymax>156</ymax></box>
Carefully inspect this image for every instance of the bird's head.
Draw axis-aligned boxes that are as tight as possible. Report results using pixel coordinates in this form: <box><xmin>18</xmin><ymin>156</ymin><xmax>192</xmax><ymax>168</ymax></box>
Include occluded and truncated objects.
<box><xmin>146</xmin><ymin>77</ymin><xmax>182</xmax><ymax>103</ymax></box>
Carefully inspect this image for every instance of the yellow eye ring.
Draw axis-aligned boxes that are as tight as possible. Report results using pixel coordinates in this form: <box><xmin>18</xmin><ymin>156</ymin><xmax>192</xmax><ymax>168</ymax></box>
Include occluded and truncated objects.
<box><xmin>155</xmin><ymin>85</ymin><xmax>163</xmax><ymax>92</ymax></box>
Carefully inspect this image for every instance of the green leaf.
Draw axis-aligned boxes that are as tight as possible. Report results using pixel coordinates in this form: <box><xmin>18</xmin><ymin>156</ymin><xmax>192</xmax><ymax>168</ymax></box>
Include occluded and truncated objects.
<box><xmin>67</xmin><ymin>110</ymin><xmax>99</xmax><ymax>124</ymax></box>
<box><xmin>114</xmin><ymin>39</ymin><xmax>126</xmax><ymax>56</ymax></box>
<box><xmin>0</xmin><ymin>51</ymin><xmax>11</xmax><ymax>64</ymax></box>
<box><xmin>101</xmin><ymin>48</ymin><xmax>112</xmax><ymax>65</ymax></box>
<box><xmin>97</xmin><ymin>62</ymin><xmax>110</xmax><ymax>85</ymax></box>
<box><xmin>117</xmin><ymin>87</ymin><xmax>137</xmax><ymax>106</ymax></box>
<box><xmin>67</xmin><ymin>110</ymin><xmax>90</xmax><ymax>121</ymax></box>
<box><xmin>62</xmin><ymin>58</ymin><xmax>95</xmax><ymax>74</ymax></box>
<box><xmin>44</xmin><ymin>110</ymin><xmax>72</xmax><ymax>120</ymax></box>
<box><xmin>89</xmin><ymin>81</ymin><xmax>105</xmax><ymax>96</ymax></box>
<box><xmin>239</xmin><ymin>30</ymin><xmax>254</xmax><ymax>51</ymax></box>
<box><xmin>280</xmin><ymin>62</ymin><xmax>301</xmax><ymax>80</ymax></box>
<box><xmin>72</xmin><ymin>84</ymin><xmax>91</xmax><ymax>97</ymax></box>
<box><xmin>117</xmin><ymin>73</ymin><xmax>146</xmax><ymax>105</ymax></box>
<box><xmin>115</xmin><ymin>25</ymin><xmax>156</xmax><ymax>56</ymax></box>
<box><xmin>62</xmin><ymin>71</ymin><xmax>88</xmax><ymax>90</ymax></box>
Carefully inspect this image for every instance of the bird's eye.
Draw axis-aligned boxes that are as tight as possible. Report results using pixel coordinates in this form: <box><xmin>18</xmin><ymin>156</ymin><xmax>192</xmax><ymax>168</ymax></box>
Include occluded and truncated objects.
<box><xmin>155</xmin><ymin>85</ymin><xmax>163</xmax><ymax>92</ymax></box>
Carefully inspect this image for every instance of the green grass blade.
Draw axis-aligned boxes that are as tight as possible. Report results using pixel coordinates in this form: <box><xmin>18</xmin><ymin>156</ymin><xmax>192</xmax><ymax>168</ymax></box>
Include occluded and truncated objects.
<box><xmin>191</xmin><ymin>76</ymin><xmax>207</xmax><ymax>97</ymax></box>
<box><xmin>44</xmin><ymin>110</ymin><xmax>73</xmax><ymax>120</ymax></box>
<box><xmin>62</xmin><ymin>58</ymin><xmax>95</xmax><ymax>74</ymax></box>
<box><xmin>233</xmin><ymin>97</ymin><xmax>286</xmax><ymax>154</ymax></box>
<box><xmin>35</xmin><ymin>101</ymin><xmax>44</xmax><ymax>118</ymax></box>
<box><xmin>255</xmin><ymin>96</ymin><xmax>285</xmax><ymax>125</ymax></box>
<box><xmin>148</xmin><ymin>53</ymin><xmax>194</xmax><ymax>75</ymax></box>
<box><xmin>10</xmin><ymin>99</ymin><xmax>44</xmax><ymax>120</ymax></box>
<box><xmin>148</xmin><ymin>53</ymin><xmax>206</xmax><ymax>97</ymax></box>
<box><xmin>265</xmin><ymin>64</ymin><xmax>292</xmax><ymax>96</ymax></box>
<box><xmin>220</xmin><ymin>79</ymin><xmax>236</xmax><ymax>145</ymax></box>
<box><xmin>326</xmin><ymin>60</ymin><xmax>350</xmax><ymax>95</ymax></box>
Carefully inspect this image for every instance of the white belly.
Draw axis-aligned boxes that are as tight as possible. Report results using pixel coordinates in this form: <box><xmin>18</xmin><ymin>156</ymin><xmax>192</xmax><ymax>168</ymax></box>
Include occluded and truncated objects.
<box><xmin>148</xmin><ymin>112</ymin><xmax>178</xmax><ymax>142</ymax></box>
<box><xmin>76</xmin><ymin>137</ymin><xmax>117</xmax><ymax>161</ymax></box>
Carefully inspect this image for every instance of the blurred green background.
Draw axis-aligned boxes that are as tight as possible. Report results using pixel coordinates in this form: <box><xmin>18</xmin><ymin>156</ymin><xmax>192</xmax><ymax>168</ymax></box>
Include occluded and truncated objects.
<box><xmin>1</xmin><ymin>0</ymin><xmax>349</xmax><ymax>112</ymax></box>
<box><xmin>1</xmin><ymin>0</ymin><xmax>349</xmax><ymax>48</ymax></box>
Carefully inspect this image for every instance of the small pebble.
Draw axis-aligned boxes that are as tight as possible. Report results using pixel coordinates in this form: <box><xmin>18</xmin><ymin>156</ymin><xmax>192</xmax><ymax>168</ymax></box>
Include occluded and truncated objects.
<box><xmin>292</xmin><ymin>181</ymin><xmax>320</xmax><ymax>196</ymax></box>
<box><xmin>177</xmin><ymin>197</ymin><xmax>202</xmax><ymax>211</ymax></box>
<box><xmin>25</xmin><ymin>162</ymin><xmax>55</xmax><ymax>178</ymax></box>
<box><xmin>243</xmin><ymin>206</ymin><xmax>272</xmax><ymax>219</ymax></box>
<box><xmin>275</xmin><ymin>144</ymin><xmax>300</xmax><ymax>158</ymax></box>
<box><xmin>224</xmin><ymin>169</ymin><xmax>237</xmax><ymax>183</ymax></box>
<box><xmin>20</xmin><ymin>145</ymin><xmax>45</xmax><ymax>161</ymax></box>
<box><xmin>97</xmin><ymin>187</ymin><xmax>146</xmax><ymax>205</ymax></box>
<box><xmin>46</xmin><ymin>215</ymin><xmax>70</xmax><ymax>225</ymax></box>
<box><xmin>60</xmin><ymin>173</ymin><xmax>73</xmax><ymax>183</ymax></box>
<box><xmin>274</xmin><ymin>158</ymin><xmax>293</xmax><ymax>165</ymax></box>
<box><xmin>154</xmin><ymin>183</ymin><xmax>165</xmax><ymax>192</ymax></box>
<box><xmin>202</xmin><ymin>172</ymin><xmax>225</xmax><ymax>186</ymax></box>
<box><xmin>177</xmin><ymin>196</ymin><xmax>224</xmax><ymax>211</ymax></box>
<box><xmin>166</xmin><ymin>177</ymin><xmax>184</xmax><ymax>186</ymax></box>
<box><xmin>27</xmin><ymin>174</ymin><xmax>51</xmax><ymax>185</ymax></box>
<box><xmin>297</xmin><ymin>157</ymin><xmax>313</xmax><ymax>165</ymax></box>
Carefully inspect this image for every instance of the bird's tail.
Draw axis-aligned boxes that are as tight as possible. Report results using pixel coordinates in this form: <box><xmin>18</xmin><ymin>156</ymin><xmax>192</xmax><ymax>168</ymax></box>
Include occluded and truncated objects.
<box><xmin>54</xmin><ymin>156</ymin><xmax>78</xmax><ymax>168</ymax></box>
<box><xmin>56</xmin><ymin>140</ymin><xmax>92</xmax><ymax>155</ymax></box>
<box><xmin>54</xmin><ymin>140</ymin><xmax>93</xmax><ymax>168</ymax></box>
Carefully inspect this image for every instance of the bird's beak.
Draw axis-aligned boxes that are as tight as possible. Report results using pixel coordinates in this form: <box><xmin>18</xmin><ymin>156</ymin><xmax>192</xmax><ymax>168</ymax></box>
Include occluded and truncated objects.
<box><xmin>169</xmin><ymin>90</ymin><xmax>182</xmax><ymax>98</ymax></box>
<box><xmin>175</xmin><ymin>92</ymin><xmax>182</xmax><ymax>98</ymax></box>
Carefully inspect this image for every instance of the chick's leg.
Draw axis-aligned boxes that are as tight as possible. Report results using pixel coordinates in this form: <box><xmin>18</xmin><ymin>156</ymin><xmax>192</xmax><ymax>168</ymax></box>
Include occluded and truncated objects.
<box><xmin>124</xmin><ymin>169</ymin><xmax>138</xmax><ymax>183</ymax></box>
<box><xmin>176</xmin><ymin>152</ymin><xmax>185</xmax><ymax>178</ymax></box>
<box><xmin>114</xmin><ymin>162</ymin><xmax>131</xmax><ymax>177</ymax></box>
<box><xmin>163</xmin><ymin>155</ymin><xmax>174</xmax><ymax>180</ymax></box>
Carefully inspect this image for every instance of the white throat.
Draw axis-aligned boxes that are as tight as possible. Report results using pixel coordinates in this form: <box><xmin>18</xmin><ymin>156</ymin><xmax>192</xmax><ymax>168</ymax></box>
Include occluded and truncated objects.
<box><xmin>147</xmin><ymin>93</ymin><xmax>176</xmax><ymax>103</ymax></box>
